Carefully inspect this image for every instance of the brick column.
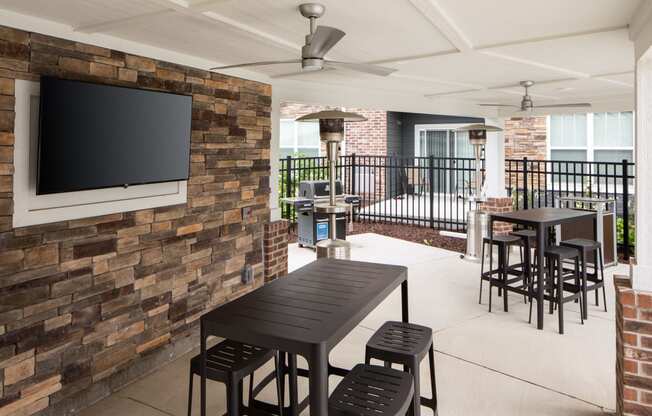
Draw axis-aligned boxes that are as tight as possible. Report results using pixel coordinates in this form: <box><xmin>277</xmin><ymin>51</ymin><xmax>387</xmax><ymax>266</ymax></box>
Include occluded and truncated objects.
<box><xmin>479</xmin><ymin>197</ymin><xmax>514</xmax><ymax>235</ymax></box>
<box><xmin>263</xmin><ymin>220</ymin><xmax>289</xmax><ymax>282</ymax></box>
<box><xmin>615</xmin><ymin>273</ymin><xmax>652</xmax><ymax>415</ymax></box>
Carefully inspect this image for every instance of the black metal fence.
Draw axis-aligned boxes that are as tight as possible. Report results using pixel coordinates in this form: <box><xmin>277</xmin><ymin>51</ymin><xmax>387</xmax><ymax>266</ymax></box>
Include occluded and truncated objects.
<box><xmin>280</xmin><ymin>154</ymin><xmax>483</xmax><ymax>231</ymax></box>
<box><xmin>506</xmin><ymin>157</ymin><xmax>635</xmax><ymax>258</ymax></box>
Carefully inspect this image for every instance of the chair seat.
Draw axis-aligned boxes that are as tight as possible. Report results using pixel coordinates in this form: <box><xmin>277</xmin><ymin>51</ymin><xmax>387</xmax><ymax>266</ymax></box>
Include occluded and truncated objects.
<box><xmin>545</xmin><ymin>245</ymin><xmax>580</xmax><ymax>260</ymax></box>
<box><xmin>511</xmin><ymin>229</ymin><xmax>537</xmax><ymax>240</ymax></box>
<box><xmin>561</xmin><ymin>238</ymin><xmax>601</xmax><ymax>251</ymax></box>
<box><xmin>366</xmin><ymin>321</ymin><xmax>433</xmax><ymax>363</ymax></box>
<box><xmin>483</xmin><ymin>235</ymin><xmax>522</xmax><ymax>245</ymax></box>
<box><xmin>190</xmin><ymin>340</ymin><xmax>274</xmax><ymax>381</ymax></box>
<box><xmin>329</xmin><ymin>364</ymin><xmax>414</xmax><ymax>416</ymax></box>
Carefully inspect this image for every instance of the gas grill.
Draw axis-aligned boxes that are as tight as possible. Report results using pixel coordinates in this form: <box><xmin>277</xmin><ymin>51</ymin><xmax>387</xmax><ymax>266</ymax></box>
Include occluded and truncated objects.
<box><xmin>282</xmin><ymin>180</ymin><xmax>360</xmax><ymax>248</ymax></box>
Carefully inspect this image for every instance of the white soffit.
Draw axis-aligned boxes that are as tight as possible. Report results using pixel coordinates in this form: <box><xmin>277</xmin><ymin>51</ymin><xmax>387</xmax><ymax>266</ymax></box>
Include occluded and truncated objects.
<box><xmin>0</xmin><ymin>0</ymin><xmax>642</xmax><ymax>113</ymax></box>
<box><xmin>391</xmin><ymin>51</ymin><xmax>563</xmax><ymax>87</ymax></box>
<box><xmin>436</xmin><ymin>0</ymin><xmax>641</xmax><ymax>47</ymax></box>
<box><xmin>199</xmin><ymin>0</ymin><xmax>456</xmax><ymax>62</ymax></box>
<box><xmin>108</xmin><ymin>12</ymin><xmax>298</xmax><ymax>65</ymax></box>
<box><xmin>483</xmin><ymin>29</ymin><xmax>634</xmax><ymax>76</ymax></box>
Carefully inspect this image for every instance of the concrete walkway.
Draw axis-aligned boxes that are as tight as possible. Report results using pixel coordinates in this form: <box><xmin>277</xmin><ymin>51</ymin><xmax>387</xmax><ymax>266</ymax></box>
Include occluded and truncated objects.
<box><xmin>82</xmin><ymin>233</ymin><xmax>620</xmax><ymax>415</ymax></box>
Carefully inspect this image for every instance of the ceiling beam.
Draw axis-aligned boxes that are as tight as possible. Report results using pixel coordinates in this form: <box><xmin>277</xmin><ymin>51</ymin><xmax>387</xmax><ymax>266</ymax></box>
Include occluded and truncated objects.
<box><xmin>406</xmin><ymin>0</ymin><xmax>473</xmax><ymax>52</ymax></box>
<box><xmin>376</xmin><ymin>25</ymin><xmax>629</xmax><ymax>65</ymax></box>
<box><xmin>629</xmin><ymin>0</ymin><xmax>652</xmax><ymax>41</ymax></box>
<box><xmin>146</xmin><ymin>0</ymin><xmax>301</xmax><ymax>53</ymax></box>
<box><xmin>477</xmin><ymin>25</ymin><xmax>628</xmax><ymax>50</ymax></box>
<box><xmin>73</xmin><ymin>0</ymin><xmax>229</xmax><ymax>34</ymax></box>
<box><xmin>74</xmin><ymin>10</ymin><xmax>173</xmax><ymax>33</ymax></box>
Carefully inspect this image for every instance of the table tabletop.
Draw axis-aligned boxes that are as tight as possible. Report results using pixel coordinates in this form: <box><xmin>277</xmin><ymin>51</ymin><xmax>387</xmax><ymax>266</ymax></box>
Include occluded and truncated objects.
<box><xmin>201</xmin><ymin>258</ymin><xmax>408</xmax><ymax>354</ymax></box>
<box><xmin>490</xmin><ymin>207</ymin><xmax>596</xmax><ymax>227</ymax></box>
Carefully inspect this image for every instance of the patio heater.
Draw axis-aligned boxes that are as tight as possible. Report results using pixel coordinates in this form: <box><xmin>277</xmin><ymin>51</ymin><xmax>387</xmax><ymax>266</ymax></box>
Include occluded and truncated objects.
<box><xmin>456</xmin><ymin>124</ymin><xmax>503</xmax><ymax>262</ymax></box>
<box><xmin>296</xmin><ymin>110</ymin><xmax>367</xmax><ymax>259</ymax></box>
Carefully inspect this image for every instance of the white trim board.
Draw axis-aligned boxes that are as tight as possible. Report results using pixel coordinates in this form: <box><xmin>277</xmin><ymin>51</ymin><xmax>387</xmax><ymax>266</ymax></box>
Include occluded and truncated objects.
<box><xmin>12</xmin><ymin>79</ymin><xmax>188</xmax><ymax>228</ymax></box>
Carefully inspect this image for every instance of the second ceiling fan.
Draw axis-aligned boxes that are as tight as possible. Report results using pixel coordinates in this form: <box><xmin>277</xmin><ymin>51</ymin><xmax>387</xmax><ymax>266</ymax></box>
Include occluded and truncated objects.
<box><xmin>210</xmin><ymin>3</ymin><xmax>396</xmax><ymax>78</ymax></box>
<box><xmin>478</xmin><ymin>81</ymin><xmax>591</xmax><ymax>111</ymax></box>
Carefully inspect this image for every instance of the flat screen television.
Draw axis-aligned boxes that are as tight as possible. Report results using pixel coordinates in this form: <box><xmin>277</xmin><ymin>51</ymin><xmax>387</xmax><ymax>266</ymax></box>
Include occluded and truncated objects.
<box><xmin>37</xmin><ymin>77</ymin><xmax>192</xmax><ymax>195</ymax></box>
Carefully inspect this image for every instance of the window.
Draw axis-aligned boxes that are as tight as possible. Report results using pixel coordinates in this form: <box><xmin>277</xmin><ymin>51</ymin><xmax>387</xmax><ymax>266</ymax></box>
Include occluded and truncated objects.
<box><xmin>279</xmin><ymin>119</ymin><xmax>321</xmax><ymax>158</ymax></box>
<box><xmin>548</xmin><ymin>112</ymin><xmax>634</xmax><ymax>164</ymax></box>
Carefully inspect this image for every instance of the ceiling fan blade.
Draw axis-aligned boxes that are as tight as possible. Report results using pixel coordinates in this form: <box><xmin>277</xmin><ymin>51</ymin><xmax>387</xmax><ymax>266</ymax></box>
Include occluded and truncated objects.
<box><xmin>210</xmin><ymin>59</ymin><xmax>301</xmax><ymax>70</ymax></box>
<box><xmin>477</xmin><ymin>104</ymin><xmax>520</xmax><ymax>107</ymax></box>
<box><xmin>324</xmin><ymin>60</ymin><xmax>396</xmax><ymax>76</ymax></box>
<box><xmin>270</xmin><ymin>67</ymin><xmax>337</xmax><ymax>79</ymax></box>
<box><xmin>535</xmin><ymin>103</ymin><xmax>592</xmax><ymax>108</ymax></box>
<box><xmin>305</xmin><ymin>26</ymin><xmax>345</xmax><ymax>58</ymax></box>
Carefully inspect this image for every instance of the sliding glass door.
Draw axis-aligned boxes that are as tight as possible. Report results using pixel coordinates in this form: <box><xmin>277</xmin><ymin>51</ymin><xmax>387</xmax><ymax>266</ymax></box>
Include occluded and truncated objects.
<box><xmin>415</xmin><ymin>125</ymin><xmax>473</xmax><ymax>193</ymax></box>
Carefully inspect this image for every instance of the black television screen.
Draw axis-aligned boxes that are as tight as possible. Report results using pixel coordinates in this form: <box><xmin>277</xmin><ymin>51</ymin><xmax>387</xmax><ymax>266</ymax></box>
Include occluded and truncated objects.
<box><xmin>37</xmin><ymin>77</ymin><xmax>192</xmax><ymax>195</ymax></box>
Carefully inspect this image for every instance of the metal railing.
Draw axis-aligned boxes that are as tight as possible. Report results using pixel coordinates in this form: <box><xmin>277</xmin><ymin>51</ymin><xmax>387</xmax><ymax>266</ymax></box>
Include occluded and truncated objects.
<box><xmin>280</xmin><ymin>154</ymin><xmax>483</xmax><ymax>231</ymax></box>
<box><xmin>506</xmin><ymin>157</ymin><xmax>635</xmax><ymax>259</ymax></box>
<box><xmin>280</xmin><ymin>155</ymin><xmax>635</xmax><ymax>258</ymax></box>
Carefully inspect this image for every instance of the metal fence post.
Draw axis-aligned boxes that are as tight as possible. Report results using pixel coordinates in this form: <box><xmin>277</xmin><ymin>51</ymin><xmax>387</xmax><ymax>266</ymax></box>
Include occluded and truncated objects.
<box><xmin>622</xmin><ymin>158</ymin><xmax>630</xmax><ymax>261</ymax></box>
<box><xmin>522</xmin><ymin>157</ymin><xmax>529</xmax><ymax>210</ymax></box>
<box><xmin>429</xmin><ymin>155</ymin><xmax>435</xmax><ymax>229</ymax></box>
<box><xmin>285</xmin><ymin>155</ymin><xmax>292</xmax><ymax>220</ymax></box>
<box><xmin>351</xmin><ymin>153</ymin><xmax>357</xmax><ymax>196</ymax></box>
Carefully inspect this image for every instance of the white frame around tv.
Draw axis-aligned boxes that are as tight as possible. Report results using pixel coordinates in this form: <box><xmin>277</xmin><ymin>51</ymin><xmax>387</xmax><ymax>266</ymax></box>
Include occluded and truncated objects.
<box><xmin>12</xmin><ymin>79</ymin><xmax>188</xmax><ymax>228</ymax></box>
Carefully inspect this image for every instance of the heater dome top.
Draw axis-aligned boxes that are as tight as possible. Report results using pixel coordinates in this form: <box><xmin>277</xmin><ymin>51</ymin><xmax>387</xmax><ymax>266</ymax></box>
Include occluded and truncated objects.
<box><xmin>296</xmin><ymin>110</ymin><xmax>367</xmax><ymax>122</ymax></box>
<box><xmin>456</xmin><ymin>124</ymin><xmax>503</xmax><ymax>132</ymax></box>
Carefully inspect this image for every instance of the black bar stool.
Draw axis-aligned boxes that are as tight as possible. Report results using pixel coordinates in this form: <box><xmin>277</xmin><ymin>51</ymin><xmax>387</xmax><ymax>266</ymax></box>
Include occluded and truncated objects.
<box><xmin>560</xmin><ymin>238</ymin><xmax>607</xmax><ymax>318</ymax></box>
<box><xmin>188</xmin><ymin>339</ymin><xmax>283</xmax><ymax>416</ymax></box>
<box><xmin>329</xmin><ymin>364</ymin><xmax>414</xmax><ymax>416</ymax></box>
<box><xmin>529</xmin><ymin>245</ymin><xmax>584</xmax><ymax>334</ymax></box>
<box><xmin>365</xmin><ymin>321</ymin><xmax>436</xmax><ymax>416</ymax></box>
<box><xmin>510</xmin><ymin>229</ymin><xmax>537</xmax><ymax>296</ymax></box>
<box><xmin>480</xmin><ymin>234</ymin><xmax>525</xmax><ymax>312</ymax></box>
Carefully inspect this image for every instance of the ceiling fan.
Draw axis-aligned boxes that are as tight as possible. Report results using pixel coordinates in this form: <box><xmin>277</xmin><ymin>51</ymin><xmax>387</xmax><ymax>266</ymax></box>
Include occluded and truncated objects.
<box><xmin>478</xmin><ymin>81</ymin><xmax>591</xmax><ymax>111</ymax></box>
<box><xmin>209</xmin><ymin>3</ymin><xmax>396</xmax><ymax>77</ymax></box>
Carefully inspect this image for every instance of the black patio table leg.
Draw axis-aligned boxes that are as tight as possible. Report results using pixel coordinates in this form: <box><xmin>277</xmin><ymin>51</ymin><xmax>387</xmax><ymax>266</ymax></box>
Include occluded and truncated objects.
<box><xmin>200</xmin><ymin>321</ymin><xmax>207</xmax><ymax>416</ymax></box>
<box><xmin>307</xmin><ymin>345</ymin><xmax>329</xmax><ymax>416</ymax></box>
<box><xmin>401</xmin><ymin>280</ymin><xmax>409</xmax><ymax>323</ymax></box>
<box><xmin>536</xmin><ymin>224</ymin><xmax>546</xmax><ymax>330</ymax></box>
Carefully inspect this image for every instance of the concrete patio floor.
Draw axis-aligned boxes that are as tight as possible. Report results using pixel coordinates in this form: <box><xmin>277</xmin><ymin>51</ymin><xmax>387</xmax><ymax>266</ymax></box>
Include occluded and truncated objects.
<box><xmin>80</xmin><ymin>232</ymin><xmax>622</xmax><ymax>416</ymax></box>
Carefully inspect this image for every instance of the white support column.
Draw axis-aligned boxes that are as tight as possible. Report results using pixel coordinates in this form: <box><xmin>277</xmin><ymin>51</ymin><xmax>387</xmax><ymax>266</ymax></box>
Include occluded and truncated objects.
<box><xmin>483</xmin><ymin>117</ymin><xmax>507</xmax><ymax>198</ymax></box>
<box><xmin>633</xmin><ymin>49</ymin><xmax>652</xmax><ymax>290</ymax></box>
<box><xmin>269</xmin><ymin>93</ymin><xmax>281</xmax><ymax>221</ymax></box>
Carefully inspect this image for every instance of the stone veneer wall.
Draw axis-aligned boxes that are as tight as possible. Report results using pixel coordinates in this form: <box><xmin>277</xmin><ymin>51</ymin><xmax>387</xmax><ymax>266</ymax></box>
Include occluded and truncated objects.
<box><xmin>504</xmin><ymin>116</ymin><xmax>548</xmax><ymax>190</ymax></box>
<box><xmin>504</xmin><ymin>116</ymin><xmax>547</xmax><ymax>160</ymax></box>
<box><xmin>0</xmin><ymin>26</ymin><xmax>272</xmax><ymax>416</ymax></box>
<box><xmin>263</xmin><ymin>220</ymin><xmax>288</xmax><ymax>282</ymax></box>
<box><xmin>615</xmin><ymin>273</ymin><xmax>652</xmax><ymax>415</ymax></box>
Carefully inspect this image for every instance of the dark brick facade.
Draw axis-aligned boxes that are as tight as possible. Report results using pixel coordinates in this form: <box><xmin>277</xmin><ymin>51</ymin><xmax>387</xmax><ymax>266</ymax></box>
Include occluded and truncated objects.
<box><xmin>0</xmin><ymin>26</ymin><xmax>272</xmax><ymax>415</ymax></box>
<box><xmin>263</xmin><ymin>220</ymin><xmax>288</xmax><ymax>282</ymax></box>
<box><xmin>615</xmin><ymin>272</ymin><xmax>652</xmax><ymax>416</ymax></box>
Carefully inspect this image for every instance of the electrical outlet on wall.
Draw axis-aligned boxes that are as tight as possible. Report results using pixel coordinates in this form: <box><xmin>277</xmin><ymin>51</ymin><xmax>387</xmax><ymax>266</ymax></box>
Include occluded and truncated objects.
<box><xmin>241</xmin><ymin>206</ymin><xmax>253</xmax><ymax>220</ymax></box>
<box><xmin>241</xmin><ymin>264</ymin><xmax>254</xmax><ymax>284</ymax></box>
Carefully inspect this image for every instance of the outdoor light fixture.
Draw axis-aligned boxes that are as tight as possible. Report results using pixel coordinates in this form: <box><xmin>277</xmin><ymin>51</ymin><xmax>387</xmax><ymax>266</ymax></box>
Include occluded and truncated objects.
<box><xmin>456</xmin><ymin>123</ymin><xmax>503</xmax><ymax>262</ymax></box>
<box><xmin>296</xmin><ymin>109</ymin><xmax>367</xmax><ymax>259</ymax></box>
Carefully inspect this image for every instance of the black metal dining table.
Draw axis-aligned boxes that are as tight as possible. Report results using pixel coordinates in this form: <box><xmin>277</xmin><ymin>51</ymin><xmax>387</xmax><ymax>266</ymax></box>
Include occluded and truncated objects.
<box><xmin>199</xmin><ymin>258</ymin><xmax>409</xmax><ymax>416</ymax></box>
<box><xmin>488</xmin><ymin>207</ymin><xmax>597</xmax><ymax>330</ymax></box>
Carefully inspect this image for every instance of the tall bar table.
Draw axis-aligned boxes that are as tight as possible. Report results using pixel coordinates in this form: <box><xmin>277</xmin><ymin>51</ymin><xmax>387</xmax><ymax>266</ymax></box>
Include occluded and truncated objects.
<box><xmin>199</xmin><ymin>258</ymin><xmax>409</xmax><ymax>416</ymax></box>
<box><xmin>488</xmin><ymin>207</ymin><xmax>596</xmax><ymax>330</ymax></box>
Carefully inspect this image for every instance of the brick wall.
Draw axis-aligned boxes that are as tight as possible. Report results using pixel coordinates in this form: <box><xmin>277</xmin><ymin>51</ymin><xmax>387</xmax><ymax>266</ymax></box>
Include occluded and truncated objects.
<box><xmin>280</xmin><ymin>102</ymin><xmax>388</xmax><ymax>156</ymax></box>
<box><xmin>480</xmin><ymin>197</ymin><xmax>514</xmax><ymax>235</ymax></box>
<box><xmin>0</xmin><ymin>26</ymin><xmax>272</xmax><ymax>415</ymax></box>
<box><xmin>615</xmin><ymin>273</ymin><xmax>652</xmax><ymax>415</ymax></box>
<box><xmin>263</xmin><ymin>220</ymin><xmax>288</xmax><ymax>282</ymax></box>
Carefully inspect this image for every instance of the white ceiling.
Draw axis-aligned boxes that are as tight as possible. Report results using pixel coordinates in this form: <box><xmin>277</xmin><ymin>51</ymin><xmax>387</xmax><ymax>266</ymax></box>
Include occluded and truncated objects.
<box><xmin>0</xmin><ymin>0</ymin><xmax>642</xmax><ymax>115</ymax></box>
